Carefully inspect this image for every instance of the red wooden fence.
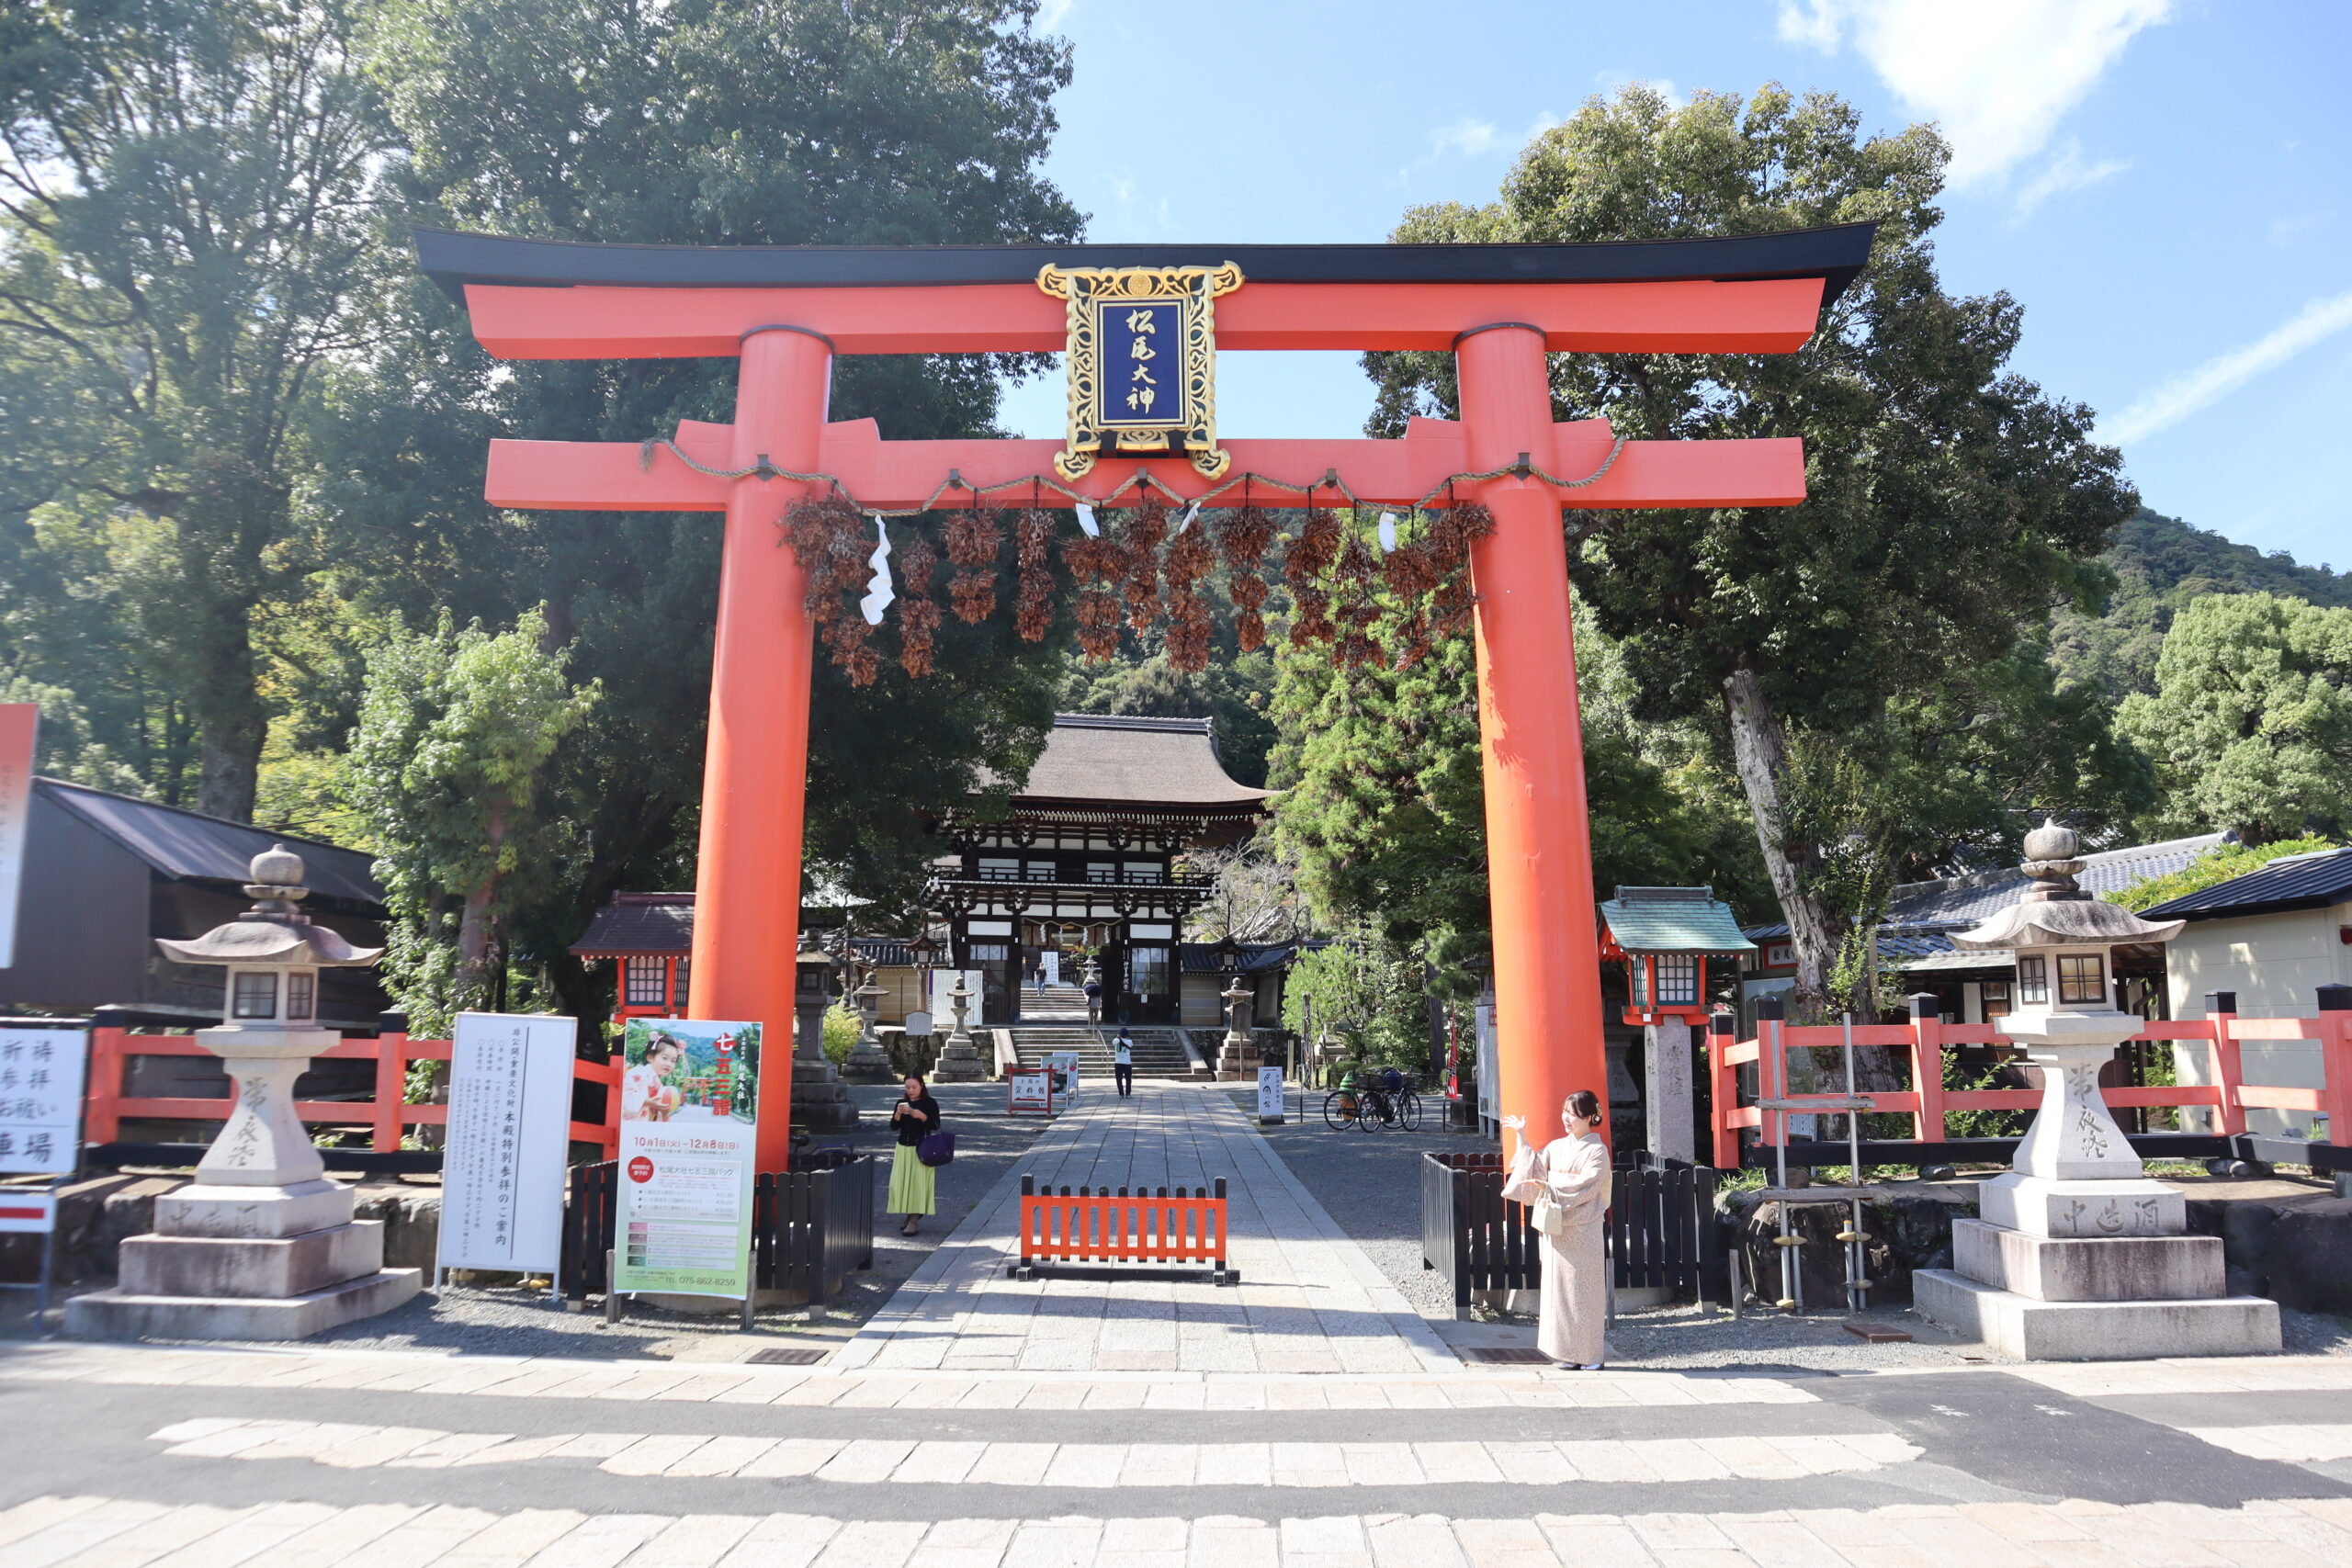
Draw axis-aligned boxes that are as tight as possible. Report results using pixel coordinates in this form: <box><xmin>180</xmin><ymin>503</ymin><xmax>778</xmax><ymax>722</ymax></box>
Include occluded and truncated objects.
<box><xmin>1710</xmin><ymin>994</ymin><xmax>2352</xmax><ymax>1169</ymax></box>
<box><xmin>1012</xmin><ymin>1176</ymin><xmax>1235</xmax><ymax>1283</ymax></box>
<box><xmin>84</xmin><ymin>1025</ymin><xmax>622</xmax><ymax>1157</ymax></box>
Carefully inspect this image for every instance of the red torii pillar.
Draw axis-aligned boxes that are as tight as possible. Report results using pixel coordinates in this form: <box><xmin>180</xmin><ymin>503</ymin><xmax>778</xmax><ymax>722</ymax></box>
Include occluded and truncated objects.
<box><xmin>424</xmin><ymin>227</ymin><xmax>1860</xmax><ymax>1172</ymax></box>
<box><xmin>1458</xmin><ymin>324</ymin><xmax>1604</xmax><ymax>1154</ymax></box>
<box><xmin>697</xmin><ymin>328</ymin><xmax>830</xmax><ymax>1170</ymax></box>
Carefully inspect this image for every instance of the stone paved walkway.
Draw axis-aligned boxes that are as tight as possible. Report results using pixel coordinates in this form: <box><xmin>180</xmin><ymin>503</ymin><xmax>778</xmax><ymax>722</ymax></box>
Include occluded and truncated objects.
<box><xmin>6</xmin><ymin>1341</ymin><xmax>2352</xmax><ymax>1566</ymax></box>
<box><xmin>836</xmin><ymin>1082</ymin><xmax>1454</xmax><ymax>1376</ymax></box>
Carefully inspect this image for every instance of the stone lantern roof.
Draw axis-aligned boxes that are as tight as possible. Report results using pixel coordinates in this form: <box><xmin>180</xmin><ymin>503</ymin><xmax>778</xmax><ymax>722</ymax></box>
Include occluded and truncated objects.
<box><xmin>1950</xmin><ymin>820</ymin><xmax>2183</xmax><ymax>952</ymax></box>
<box><xmin>153</xmin><ymin>846</ymin><xmax>385</xmax><ymax>968</ymax></box>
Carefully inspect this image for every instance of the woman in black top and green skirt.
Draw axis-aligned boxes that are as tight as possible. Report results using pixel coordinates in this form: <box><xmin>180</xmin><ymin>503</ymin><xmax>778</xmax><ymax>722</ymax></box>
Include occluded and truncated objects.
<box><xmin>888</xmin><ymin>1075</ymin><xmax>941</xmax><ymax>1235</ymax></box>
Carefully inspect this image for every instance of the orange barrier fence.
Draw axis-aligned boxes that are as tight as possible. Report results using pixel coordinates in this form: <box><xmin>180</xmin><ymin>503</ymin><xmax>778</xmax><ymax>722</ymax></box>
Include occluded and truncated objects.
<box><xmin>85</xmin><ymin>1025</ymin><xmax>622</xmax><ymax>1158</ymax></box>
<box><xmin>1011</xmin><ymin>1175</ymin><xmax>1236</xmax><ymax>1285</ymax></box>
<box><xmin>1709</xmin><ymin>987</ymin><xmax>2352</xmax><ymax>1169</ymax></box>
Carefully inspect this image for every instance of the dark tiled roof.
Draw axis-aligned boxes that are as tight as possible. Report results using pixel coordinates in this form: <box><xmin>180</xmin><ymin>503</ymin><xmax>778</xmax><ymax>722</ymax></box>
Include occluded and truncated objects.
<box><xmin>1179</xmin><ymin>942</ymin><xmax>1297</xmax><ymax>975</ymax></box>
<box><xmin>1001</xmin><ymin>715</ymin><xmax>1270</xmax><ymax>810</ymax></box>
<box><xmin>853</xmin><ymin>937</ymin><xmax>916</xmax><ymax>966</ymax></box>
<box><xmin>2141</xmin><ymin>845</ymin><xmax>2352</xmax><ymax>921</ymax></box>
<box><xmin>571</xmin><ymin>893</ymin><xmax>695</xmax><ymax>955</ymax></box>
<box><xmin>39</xmin><ymin>776</ymin><xmax>383</xmax><ymax>909</ymax></box>
<box><xmin>1744</xmin><ymin>832</ymin><xmax>2226</xmax><ymax>942</ymax></box>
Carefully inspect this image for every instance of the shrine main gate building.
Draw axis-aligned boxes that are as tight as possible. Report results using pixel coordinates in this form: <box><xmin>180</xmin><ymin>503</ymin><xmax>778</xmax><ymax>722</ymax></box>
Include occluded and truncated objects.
<box><xmin>417</xmin><ymin>225</ymin><xmax>1872</xmax><ymax>1169</ymax></box>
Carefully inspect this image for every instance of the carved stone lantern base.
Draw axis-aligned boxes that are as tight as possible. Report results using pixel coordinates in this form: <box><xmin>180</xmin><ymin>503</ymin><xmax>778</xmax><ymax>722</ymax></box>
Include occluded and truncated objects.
<box><xmin>931</xmin><ymin>1034</ymin><xmax>988</xmax><ymax>1082</ymax></box>
<box><xmin>68</xmin><ymin>1026</ymin><xmax>421</xmax><ymax>1341</ymax></box>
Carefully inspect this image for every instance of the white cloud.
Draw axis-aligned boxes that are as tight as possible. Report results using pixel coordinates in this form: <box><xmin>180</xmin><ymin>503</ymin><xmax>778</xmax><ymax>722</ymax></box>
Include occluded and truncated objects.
<box><xmin>1776</xmin><ymin>0</ymin><xmax>2169</xmax><ymax>186</ymax></box>
<box><xmin>1034</xmin><ymin>0</ymin><xmax>1073</xmax><ymax>28</ymax></box>
<box><xmin>1423</xmin><ymin>111</ymin><xmax>1559</xmax><ymax>165</ymax></box>
<box><xmin>2009</xmin><ymin>138</ymin><xmax>2130</xmax><ymax>220</ymax></box>
<box><xmin>1431</xmin><ymin>118</ymin><xmax>1502</xmax><ymax>158</ymax></box>
<box><xmin>2105</xmin><ymin>290</ymin><xmax>2352</xmax><ymax>445</ymax></box>
<box><xmin>1592</xmin><ymin>72</ymin><xmax>1682</xmax><ymax>108</ymax></box>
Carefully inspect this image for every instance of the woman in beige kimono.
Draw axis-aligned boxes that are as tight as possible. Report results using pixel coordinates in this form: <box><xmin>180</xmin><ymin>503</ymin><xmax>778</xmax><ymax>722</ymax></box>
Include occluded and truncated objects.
<box><xmin>1502</xmin><ymin>1089</ymin><xmax>1611</xmax><ymax>1369</ymax></box>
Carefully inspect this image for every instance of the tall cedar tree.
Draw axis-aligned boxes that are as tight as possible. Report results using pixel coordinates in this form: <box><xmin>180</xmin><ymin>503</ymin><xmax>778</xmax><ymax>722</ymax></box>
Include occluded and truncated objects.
<box><xmin>319</xmin><ymin>0</ymin><xmax>1085</xmax><ymax>1021</ymax></box>
<box><xmin>1363</xmin><ymin>85</ymin><xmax>2137</xmax><ymax>1016</ymax></box>
<box><xmin>0</xmin><ymin>0</ymin><xmax>392</xmax><ymax>818</ymax></box>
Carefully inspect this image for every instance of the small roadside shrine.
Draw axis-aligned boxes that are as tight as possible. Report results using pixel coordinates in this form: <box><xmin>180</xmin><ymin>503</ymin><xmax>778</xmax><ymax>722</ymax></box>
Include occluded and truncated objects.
<box><xmin>1598</xmin><ymin>886</ymin><xmax>1755</xmax><ymax>1162</ymax></box>
<box><xmin>416</xmin><ymin>222</ymin><xmax>1871</xmax><ymax>1171</ymax></box>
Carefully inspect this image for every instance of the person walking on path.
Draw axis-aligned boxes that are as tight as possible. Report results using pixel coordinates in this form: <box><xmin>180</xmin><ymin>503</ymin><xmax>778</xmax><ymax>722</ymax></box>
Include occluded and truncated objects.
<box><xmin>1502</xmin><ymin>1089</ymin><xmax>1611</xmax><ymax>1369</ymax></box>
<box><xmin>888</xmin><ymin>1074</ymin><xmax>942</xmax><ymax>1235</ymax></box>
<box><xmin>1112</xmin><ymin>1032</ymin><xmax>1134</xmax><ymax>1096</ymax></box>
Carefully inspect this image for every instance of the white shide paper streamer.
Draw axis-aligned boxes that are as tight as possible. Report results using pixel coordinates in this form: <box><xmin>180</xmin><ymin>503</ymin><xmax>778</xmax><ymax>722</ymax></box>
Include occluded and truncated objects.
<box><xmin>859</xmin><ymin>514</ymin><xmax>895</xmax><ymax>625</ymax></box>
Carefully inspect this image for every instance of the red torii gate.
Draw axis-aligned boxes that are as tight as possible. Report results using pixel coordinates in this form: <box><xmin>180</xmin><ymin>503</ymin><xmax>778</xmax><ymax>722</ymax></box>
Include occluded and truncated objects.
<box><xmin>417</xmin><ymin>225</ymin><xmax>1873</xmax><ymax>1170</ymax></box>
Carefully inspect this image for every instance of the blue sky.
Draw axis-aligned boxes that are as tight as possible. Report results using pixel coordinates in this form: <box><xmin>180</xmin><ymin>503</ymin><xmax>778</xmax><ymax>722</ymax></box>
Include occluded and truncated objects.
<box><xmin>996</xmin><ymin>0</ymin><xmax>2350</xmax><ymax>569</ymax></box>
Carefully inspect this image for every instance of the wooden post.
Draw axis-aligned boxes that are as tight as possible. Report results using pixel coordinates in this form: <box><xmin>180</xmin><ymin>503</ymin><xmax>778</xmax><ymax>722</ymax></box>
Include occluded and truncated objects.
<box><xmin>685</xmin><ymin>325</ymin><xmax>831</xmax><ymax>1173</ymax></box>
<box><xmin>2205</xmin><ymin>990</ymin><xmax>2246</xmax><ymax>1137</ymax></box>
<box><xmin>2318</xmin><ymin>985</ymin><xmax>2352</xmax><ymax>1147</ymax></box>
<box><xmin>1909</xmin><ymin>992</ymin><xmax>1945</xmax><ymax>1145</ymax></box>
<box><xmin>85</xmin><ymin>1025</ymin><xmax>124</xmax><ymax>1145</ymax></box>
<box><xmin>1708</xmin><ymin>1011</ymin><xmax>1738</xmax><ymax>1169</ymax></box>
<box><xmin>372</xmin><ymin>1015</ymin><xmax>411</xmax><ymax>1153</ymax></box>
<box><xmin>1455</xmin><ymin>323</ymin><xmax>1609</xmax><ymax>1156</ymax></box>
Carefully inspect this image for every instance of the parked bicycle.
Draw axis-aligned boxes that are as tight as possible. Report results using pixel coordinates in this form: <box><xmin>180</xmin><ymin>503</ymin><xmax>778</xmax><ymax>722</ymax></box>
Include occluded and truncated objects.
<box><xmin>1320</xmin><ymin>1075</ymin><xmax>1423</xmax><ymax>1132</ymax></box>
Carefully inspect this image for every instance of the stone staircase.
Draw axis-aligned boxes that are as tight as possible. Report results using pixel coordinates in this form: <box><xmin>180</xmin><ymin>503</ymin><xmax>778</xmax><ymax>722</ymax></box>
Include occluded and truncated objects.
<box><xmin>1006</xmin><ymin>1022</ymin><xmax>1197</xmax><ymax>1079</ymax></box>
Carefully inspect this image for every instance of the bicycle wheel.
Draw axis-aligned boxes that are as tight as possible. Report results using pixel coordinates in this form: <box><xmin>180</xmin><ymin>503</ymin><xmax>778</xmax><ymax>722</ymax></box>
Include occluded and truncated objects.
<box><xmin>1322</xmin><ymin>1092</ymin><xmax>1352</xmax><ymax>1131</ymax></box>
<box><xmin>1362</xmin><ymin>1095</ymin><xmax>1390</xmax><ymax>1131</ymax></box>
<box><xmin>1398</xmin><ymin>1091</ymin><xmax>1423</xmax><ymax>1131</ymax></box>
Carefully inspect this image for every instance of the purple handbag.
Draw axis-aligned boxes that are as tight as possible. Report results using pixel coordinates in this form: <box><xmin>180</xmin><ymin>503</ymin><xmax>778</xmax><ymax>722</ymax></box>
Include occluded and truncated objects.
<box><xmin>917</xmin><ymin>1128</ymin><xmax>956</xmax><ymax>1168</ymax></box>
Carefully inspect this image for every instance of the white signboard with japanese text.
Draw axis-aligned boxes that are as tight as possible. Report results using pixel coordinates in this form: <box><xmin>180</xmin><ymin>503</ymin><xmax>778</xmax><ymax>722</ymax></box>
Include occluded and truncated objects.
<box><xmin>1475</xmin><ymin>1000</ymin><xmax>1498</xmax><ymax>1132</ymax></box>
<box><xmin>0</xmin><ymin>1027</ymin><xmax>85</xmax><ymax>1176</ymax></box>
<box><xmin>1007</xmin><ymin>1066</ymin><xmax>1052</xmax><ymax>1115</ymax></box>
<box><xmin>1256</xmin><ymin>1064</ymin><xmax>1285</xmax><ymax>1122</ymax></box>
<box><xmin>1043</xmin><ymin>1049</ymin><xmax>1080</xmax><ymax>1108</ymax></box>
<box><xmin>437</xmin><ymin>1012</ymin><xmax>577</xmax><ymax>1274</ymax></box>
<box><xmin>0</xmin><ymin>705</ymin><xmax>37</xmax><ymax>970</ymax></box>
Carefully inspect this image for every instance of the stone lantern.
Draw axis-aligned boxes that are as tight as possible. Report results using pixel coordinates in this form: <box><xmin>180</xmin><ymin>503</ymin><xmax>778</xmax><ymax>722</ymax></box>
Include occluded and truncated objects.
<box><xmin>790</xmin><ymin>945</ymin><xmax>856</xmax><ymax>1132</ymax></box>
<box><xmin>1216</xmin><ymin>973</ymin><xmax>1259</xmax><ymax>1081</ymax></box>
<box><xmin>1913</xmin><ymin>820</ymin><xmax>2280</xmax><ymax>1359</ymax></box>
<box><xmin>839</xmin><ymin>964</ymin><xmax>897</xmax><ymax>1083</ymax></box>
<box><xmin>933</xmin><ymin>970</ymin><xmax>987</xmax><ymax>1082</ymax></box>
<box><xmin>68</xmin><ymin>847</ymin><xmax>422</xmax><ymax>1339</ymax></box>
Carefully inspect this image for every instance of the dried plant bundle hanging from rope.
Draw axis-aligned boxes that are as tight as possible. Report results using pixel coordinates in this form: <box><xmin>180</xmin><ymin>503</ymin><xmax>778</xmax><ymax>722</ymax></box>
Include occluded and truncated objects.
<box><xmin>1118</xmin><ymin>500</ymin><xmax>1169</xmax><ymax>632</ymax></box>
<box><xmin>896</xmin><ymin>531</ymin><xmax>941</xmax><ymax>678</ymax></box>
<box><xmin>944</xmin><ymin>503</ymin><xmax>1003</xmax><ymax>624</ymax></box>
<box><xmin>1216</xmin><ymin>503</ymin><xmax>1277</xmax><ymax>652</ymax></box>
<box><xmin>1013</xmin><ymin>508</ymin><xmax>1054</xmax><ymax>642</ymax></box>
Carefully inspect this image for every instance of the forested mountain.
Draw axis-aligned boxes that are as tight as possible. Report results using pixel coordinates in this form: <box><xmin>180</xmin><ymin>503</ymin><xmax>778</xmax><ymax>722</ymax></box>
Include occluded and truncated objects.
<box><xmin>2053</xmin><ymin>507</ymin><xmax>2352</xmax><ymax>700</ymax></box>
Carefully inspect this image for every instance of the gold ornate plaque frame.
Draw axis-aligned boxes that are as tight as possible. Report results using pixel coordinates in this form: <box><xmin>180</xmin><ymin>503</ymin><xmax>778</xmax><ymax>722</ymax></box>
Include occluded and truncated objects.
<box><xmin>1037</xmin><ymin>262</ymin><xmax>1243</xmax><ymax>480</ymax></box>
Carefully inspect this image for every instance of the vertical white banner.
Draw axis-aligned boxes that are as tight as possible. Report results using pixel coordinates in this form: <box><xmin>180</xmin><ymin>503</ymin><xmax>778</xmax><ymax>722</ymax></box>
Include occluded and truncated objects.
<box><xmin>0</xmin><ymin>705</ymin><xmax>37</xmax><ymax>971</ymax></box>
<box><xmin>438</xmin><ymin>1012</ymin><xmax>578</xmax><ymax>1274</ymax></box>
<box><xmin>0</xmin><ymin>1027</ymin><xmax>85</xmax><ymax>1175</ymax></box>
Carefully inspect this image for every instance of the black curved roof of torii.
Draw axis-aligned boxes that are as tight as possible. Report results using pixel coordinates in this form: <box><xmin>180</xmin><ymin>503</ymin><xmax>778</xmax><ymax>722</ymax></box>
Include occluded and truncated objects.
<box><xmin>413</xmin><ymin>223</ymin><xmax>1879</xmax><ymax>308</ymax></box>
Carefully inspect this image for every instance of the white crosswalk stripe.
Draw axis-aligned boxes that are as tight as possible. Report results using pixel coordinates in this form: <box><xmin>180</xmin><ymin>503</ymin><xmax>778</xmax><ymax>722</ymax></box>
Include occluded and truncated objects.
<box><xmin>9</xmin><ymin>1495</ymin><xmax>2352</xmax><ymax>1567</ymax></box>
<box><xmin>146</xmin><ymin>1419</ymin><xmax>1924</xmax><ymax>1483</ymax></box>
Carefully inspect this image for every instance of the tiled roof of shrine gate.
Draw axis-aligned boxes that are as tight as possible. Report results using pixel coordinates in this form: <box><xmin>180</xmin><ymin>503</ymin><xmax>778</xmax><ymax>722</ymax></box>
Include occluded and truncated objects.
<box><xmin>414</xmin><ymin>223</ymin><xmax>1880</xmax><ymax>305</ymax></box>
<box><xmin>988</xmin><ymin>715</ymin><xmax>1270</xmax><ymax>815</ymax></box>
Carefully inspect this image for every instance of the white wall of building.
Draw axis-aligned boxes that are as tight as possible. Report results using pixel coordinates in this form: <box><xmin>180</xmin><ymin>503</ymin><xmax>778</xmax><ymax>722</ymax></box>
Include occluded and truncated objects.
<box><xmin>2167</xmin><ymin>901</ymin><xmax>2351</xmax><ymax>1136</ymax></box>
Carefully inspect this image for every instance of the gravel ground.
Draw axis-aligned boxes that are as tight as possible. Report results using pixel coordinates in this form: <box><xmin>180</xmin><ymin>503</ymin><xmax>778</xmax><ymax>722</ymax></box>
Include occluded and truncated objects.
<box><xmin>1219</xmin><ymin>1088</ymin><xmax>2352</xmax><ymax>1370</ymax></box>
<box><xmin>7</xmin><ymin>1082</ymin><xmax>1046</xmax><ymax>1359</ymax></box>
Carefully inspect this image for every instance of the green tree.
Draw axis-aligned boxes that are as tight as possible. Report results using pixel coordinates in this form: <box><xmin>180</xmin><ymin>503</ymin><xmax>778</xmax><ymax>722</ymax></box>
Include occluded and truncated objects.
<box><xmin>2118</xmin><ymin>593</ymin><xmax>2352</xmax><ymax>843</ymax></box>
<box><xmin>305</xmin><ymin>0</ymin><xmax>1083</xmax><ymax>1020</ymax></box>
<box><xmin>2113</xmin><ymin>835</ymin><xmax>2341</xmax><ymax>913</ymax></box>
<box><xmin>349</xmin><ymin>609</ymin><xmax>597</xmax><ymax>1034</ymax></box>
<box><xmin>0</xmin><ymin>0</ymin><xmax>392</xmax><ymax>818</ymax></box>
<box><xmin>1363</xmin><ymin>85</ymin><xmax>2138</xmax><ymax>1016</ymax></box>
